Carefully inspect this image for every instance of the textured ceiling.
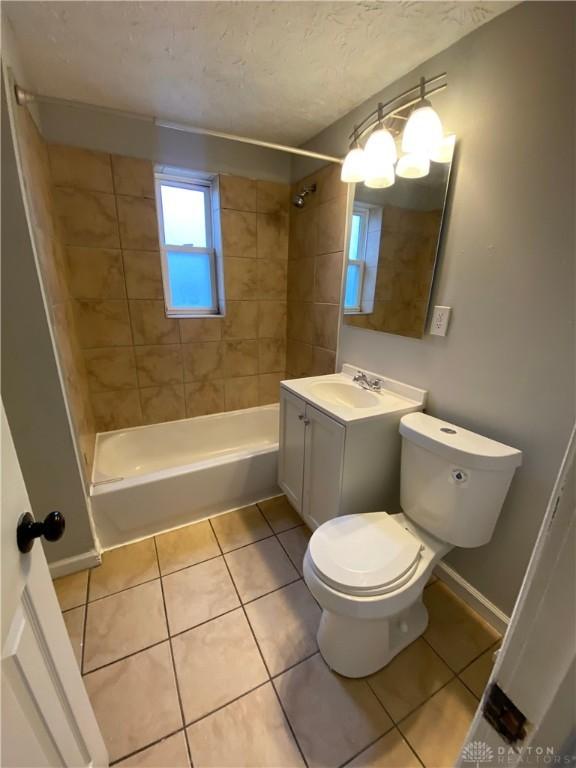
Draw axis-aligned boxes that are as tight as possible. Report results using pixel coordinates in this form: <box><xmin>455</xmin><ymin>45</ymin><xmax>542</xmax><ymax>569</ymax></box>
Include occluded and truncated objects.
<box><xmin>5</xmin><ymin>1</ymin><xmax>515</xmax><ymax>145</ymax></box>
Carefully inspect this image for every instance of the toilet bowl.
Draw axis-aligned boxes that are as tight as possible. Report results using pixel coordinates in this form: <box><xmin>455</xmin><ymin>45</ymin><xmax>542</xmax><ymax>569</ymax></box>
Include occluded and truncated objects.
<box><xmin>303</xmin><ymin>412</ymin><xmax>522</xmax><ymax>678</ymax></box>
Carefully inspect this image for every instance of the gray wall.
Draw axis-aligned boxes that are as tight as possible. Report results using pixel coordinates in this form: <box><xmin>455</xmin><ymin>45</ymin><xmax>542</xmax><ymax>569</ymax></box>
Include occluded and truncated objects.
<box><xmin>38</xmin><ymin>101</ymin><xmax>292</xmax><ymax>182</ymax></box>
<box><xmin>1</xmin><ymin>76</ymin><xmax>96</xmax><ymax>562</ymax></box>
<box><xmin>297</xmin><ymin>1</ymin><xmax>575</xmax><ymax>614</ymax></box>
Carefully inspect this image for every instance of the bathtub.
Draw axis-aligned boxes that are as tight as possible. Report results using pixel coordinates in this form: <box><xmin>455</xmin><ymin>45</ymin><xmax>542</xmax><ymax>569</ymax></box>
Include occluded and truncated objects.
<box><xmin>90</xmin><ymin>404</ymin><xmax>280</xmax><ymax>549</ymax></box>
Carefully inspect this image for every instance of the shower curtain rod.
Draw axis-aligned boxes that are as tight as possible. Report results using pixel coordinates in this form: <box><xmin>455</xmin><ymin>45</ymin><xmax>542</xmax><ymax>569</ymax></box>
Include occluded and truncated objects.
<box><xmin>14</xmin><ymin>85</ymin><xmax>343</xmax><ymax>164</ymax></box>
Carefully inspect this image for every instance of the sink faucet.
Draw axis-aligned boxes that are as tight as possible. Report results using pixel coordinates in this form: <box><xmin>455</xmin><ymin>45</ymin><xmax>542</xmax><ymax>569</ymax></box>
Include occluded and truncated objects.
<box><xmin>352</xmin><ymin>371</ymin><xmax>382</xmax><ymax>392</ymax></box>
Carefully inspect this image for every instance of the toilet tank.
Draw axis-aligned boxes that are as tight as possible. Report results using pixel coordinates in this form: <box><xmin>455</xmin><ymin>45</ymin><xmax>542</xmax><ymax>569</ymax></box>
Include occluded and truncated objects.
<box><xmin>399</xmin><ymin>413</ymin><xmax>522</xmax><ymax>547</ymax></box>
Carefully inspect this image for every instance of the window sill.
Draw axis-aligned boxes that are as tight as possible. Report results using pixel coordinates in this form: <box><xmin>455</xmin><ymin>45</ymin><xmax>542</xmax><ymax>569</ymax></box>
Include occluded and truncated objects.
<box><xmin>166</xmin><ymin>312</ymin><xmax>224</xmax><ymax>319</ymax></box>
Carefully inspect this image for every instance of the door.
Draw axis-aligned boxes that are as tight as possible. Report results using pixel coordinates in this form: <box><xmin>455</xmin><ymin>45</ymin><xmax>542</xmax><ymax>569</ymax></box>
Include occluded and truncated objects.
<box><xmin>278</xmin><ymin>389</ymin><xmax>307</xmax><ymax>512</ymax></box>
<box><xmin>1</xmin><ymin>404</ymin><xmax>108</xmax><ymax>768</ymax></box>
<box><xmin>457</xmin><ymin>424</ymin><xmax>576</xmax><ymax>767</ymax></box>
<box><xmin>302</xmin><ymin>403</ymin><xmax>346</xmax><ymax>530</ymax></box>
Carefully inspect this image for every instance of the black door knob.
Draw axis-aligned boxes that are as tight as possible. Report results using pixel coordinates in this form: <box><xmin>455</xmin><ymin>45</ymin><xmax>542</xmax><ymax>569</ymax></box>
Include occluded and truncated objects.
<box><xmin>17</xmin><ymin>511</ymin><xmax>66</xmax><ymax>554</ymax></box>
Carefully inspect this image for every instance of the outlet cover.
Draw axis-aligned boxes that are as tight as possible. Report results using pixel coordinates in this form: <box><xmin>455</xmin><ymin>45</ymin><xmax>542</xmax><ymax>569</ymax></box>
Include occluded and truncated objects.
<box><xmin>429</xmin><ymin>306</ymin><xmax>451</xmax><ymax>336</ymax></box>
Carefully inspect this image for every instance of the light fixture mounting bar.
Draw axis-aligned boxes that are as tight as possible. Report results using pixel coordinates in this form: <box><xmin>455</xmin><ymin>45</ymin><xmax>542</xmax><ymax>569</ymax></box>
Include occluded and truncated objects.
<box><xmin>348</xmin><ymin>73</ymin><xmax>447</xmax><ymax>144</ymax></box>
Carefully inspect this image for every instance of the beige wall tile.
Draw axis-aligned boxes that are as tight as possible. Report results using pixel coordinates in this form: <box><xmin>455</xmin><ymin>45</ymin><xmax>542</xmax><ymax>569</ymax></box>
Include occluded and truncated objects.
<box><xmin>259</xmin><ymin>338</ymin><xmax>286</xmax><ymax>373</ymax></box>
<box><xmin>221</xmin><ymin>210</ymin><xmax>257</xmax><ymax>259</ymax></box>
<box><xmin>257</xmin><ymin>260</ymin><xmax>287</xmax><ymax>299</ymax></box>
<box><xmin>219</xmin><ymin>174</ymin><xmax>257</xmax><ymax>211</ymax></box>
<box><xmin>317</xmin><ymin>163</ymin><xmax>346</xmax><ymax>204</ymax></box>
<box><xmin>179</xmin><ymin>317</ymin><xmax>222</xmax><ymax>342</ymax></box>
<box><xmin>129</xmin><ymin>300</ymin><xmax>180</xmax><ymax>345</ymax></box>
<box><xmin>286</xmin><ymin>339</ymin><xmax>314</xmax><ymax>378</ymax></box>
<box><xmin>140</xmin><ymin>383</ymin><xmax>186</xmax><ymax>424</ymax></box>
<box><xmin>123</xmin><ymin>250</ymin><xmax>163</xmax><ymax>299</ymax></box>
<box><xmin>317</xmin><ymin>197</ymin><xmax>347</xmax><ymax>255</ymax></box>
<box><xmin>91</xmin><ymin>388</ymin><xmax>142</xmax><ymax>431</ymax></box>
<box><xmin>223</xmin><ymin>340</ymin><xmax>259</xmax><ymax>377</ymax></box>
<box><xmin>258</xmin><ymin>301</ymin><xmax>287</xmax><ymax>340</ymax></box>
<box><xmin>223</xmin><ymin>301</ymin><xmax>258</xmax><ymax>340</ymax></box>
<box><xmin>112</xmin><ymin>156</ymin><xmax>154</xmax><ymax>198</ymax></box>
<box><xmin>117</xmin><ymin>196</ymin><xmax>159</xmax><ymax>250</ymax></box>
<box><xmin>313</xmin><ymin>303</ymin><xmax>339</xmax><ymax>350</ymax></box>
<box><xmin>224</xmin><ymin>258</ymin><xmax>257</xmax><ymax>300</ymax></box>
<box><xmin>182</xmin><ymin>341</ymin><xmax>223</xmax><ymax>381</ymax></box>
<box><xmin>84</xmin><ymin>347</ymin><xmax>138</xmax><ymax>392</ymax></box>
<box><xmin>55</xmin><ymin>187</ymin><xmax>119</xmax><ymax>248</ymax></box>
<box><xmin>287</xmin><ymin>302</ymin><xmax>314</xmax><ymax>344</ymax></box>
<box><xmin>257</xmin><ymin>212</ymin><xmax>289</xmax><ymax>260</ymax></box>
<box><xmin>185</xmin><ymin>380</ymin><xmax>225</xmax><ymax>417</ymax></box>
<box><xmin>288</xmin><ymin>256</ymin><xmax>314</xmax><ymax>302</ymax></box>
<box><xmin>311</xmin><ymin>346</ymin><xmax>336</xmax><ymax>376</ymax></box>
<box><xmin>67</xmin><ymin>247</ymin><xmax>125</xmax><ymax>299</ymax></box>
<box><xmin>135</xmin><ymin>345</ymin><xmax>183</xmax><ymax>387</ymax></box>
<box><xmin>224</xmin><ymin>375</ymin><xmax>259</xmax><ymax>411</ymax></box>
<box><xmin>49</xmin><ymin>145</ymin><xmax>113</xmax><ymax>193</ymax></box>
<box><xmin>289</xmin><ymin>206</ymin><xmax>317</xmax><ymax>260</ymax></box>
<box><xmin>259</xmin><ymin>372</ymin><xmax>284</xmax><ymax>405</ymax></box>
<box><xmin>75</xmin><ymin>299</ymin><xmax>132</xmax><ymax>348</ymax></box>
<box><xmin>256</xmin><ymin>180</ymin><xmax>290</xmax><ymax>214</ymax></box>
<box><xmin>314</xmin><ymin>251</ymin><xmax>343</xmax><ymax>304</ymax></box>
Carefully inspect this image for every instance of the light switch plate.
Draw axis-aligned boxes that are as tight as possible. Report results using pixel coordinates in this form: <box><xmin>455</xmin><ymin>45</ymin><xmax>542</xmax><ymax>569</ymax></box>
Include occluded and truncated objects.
<box><xmin>429</xmin><ymin>306</ymin><xmax>451</xmax><ymax>336</ymax></box>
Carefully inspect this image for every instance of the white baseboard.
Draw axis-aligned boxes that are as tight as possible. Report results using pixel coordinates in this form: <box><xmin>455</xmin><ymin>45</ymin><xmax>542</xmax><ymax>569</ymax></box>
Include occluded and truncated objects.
<box><xmin>434</xmin><ymin>561</ymin><xmax>510</xmax><ymax>635</ymax></box>
<box><xmin>49</xmin><ymin>548</ymin><xmax>101</xmax><ymax>579</ymax></box>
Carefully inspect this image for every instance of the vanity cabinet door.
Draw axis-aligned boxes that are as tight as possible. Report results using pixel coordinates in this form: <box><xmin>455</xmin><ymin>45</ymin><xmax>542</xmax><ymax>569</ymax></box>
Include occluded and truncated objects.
<box><xmin>278</xmin><ymin>389</ymin><xmax>307</xmax><ymax>512</ymax></box>
<box><xmin>302</xmin><ymin>404</ymin><xmax>345</xmax><ymax>529</ymax></box>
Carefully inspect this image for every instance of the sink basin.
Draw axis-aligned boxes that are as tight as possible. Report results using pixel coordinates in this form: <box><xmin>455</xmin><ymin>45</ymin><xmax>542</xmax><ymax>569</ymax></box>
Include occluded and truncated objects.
<box><xmin>309</xmin><ymin>382</ymin><xmax>381</xmax><ymax>409</ymax></box>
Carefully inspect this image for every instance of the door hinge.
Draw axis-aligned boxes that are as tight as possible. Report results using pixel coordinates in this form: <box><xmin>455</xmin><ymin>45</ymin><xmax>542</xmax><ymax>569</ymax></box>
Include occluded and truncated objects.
<box><xmin>483</xmin><ymin>683</ymin><xmax>528</xmax><ymax>746</ymax></box>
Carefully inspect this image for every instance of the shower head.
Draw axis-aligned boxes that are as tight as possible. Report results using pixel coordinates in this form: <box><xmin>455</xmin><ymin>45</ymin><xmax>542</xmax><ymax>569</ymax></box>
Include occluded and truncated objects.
<box><xmin>292</xmin><ymin>183</ymin><xmax>317</xmax><ymax>208</ymax></box>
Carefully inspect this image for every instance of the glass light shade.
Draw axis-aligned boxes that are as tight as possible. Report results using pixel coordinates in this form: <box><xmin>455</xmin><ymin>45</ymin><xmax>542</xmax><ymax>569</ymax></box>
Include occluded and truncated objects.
<box><xmin>341</xmin><ymin>147</ymin><xmax>367</xmax><ymax>183</ymax></box>
<box><xmin>364</xmin><ymin>127</ymin><xmax>397</xmax><ymax>166</ymax></box>
<box><xmin>430</xmin><ymin>133</ymin><xmax>456</xmax><ymax>163</ymax></box>
<box><xmin>364</xmin><ymin>163</ymin><xmax>395</xmax><ymax>188</ymax></box>
<box><xmin>396</xmin><ymin>153</ymin><xmax>430</xmax><ymax>179</ymax></box>
<box><xmin>401</xmin><ymin>104</ymin><xmax>443</xmax><ymax>156</ymax></box>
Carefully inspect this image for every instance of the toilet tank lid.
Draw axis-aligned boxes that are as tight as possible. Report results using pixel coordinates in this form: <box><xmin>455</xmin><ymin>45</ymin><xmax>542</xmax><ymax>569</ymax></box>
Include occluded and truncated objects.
<box><xmin>399</xmin><ymin>413</ymin><xmax>522</xmax><ymax>471</ymax></box>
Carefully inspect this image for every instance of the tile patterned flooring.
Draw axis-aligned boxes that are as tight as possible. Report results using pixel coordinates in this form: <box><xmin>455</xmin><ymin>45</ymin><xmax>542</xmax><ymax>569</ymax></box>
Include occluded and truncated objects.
<box><xmin>54</xmin><ymin>496</ymin><xmax>501</xmax><ymax>768</ymax></box>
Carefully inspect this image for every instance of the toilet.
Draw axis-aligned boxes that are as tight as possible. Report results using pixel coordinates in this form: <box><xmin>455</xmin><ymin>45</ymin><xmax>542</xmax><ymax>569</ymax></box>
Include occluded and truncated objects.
<box><xmin>303</xmin><ymin>412</ymin><xmax>522</xmax><ymax>678</ymax></box>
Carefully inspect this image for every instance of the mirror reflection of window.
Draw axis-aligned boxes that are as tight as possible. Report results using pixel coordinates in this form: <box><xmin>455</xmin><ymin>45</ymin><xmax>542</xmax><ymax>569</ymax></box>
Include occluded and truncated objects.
<box><xmin>343</xmin><ymin>150</ymin><xmax>454</xmax><ymax>338</ymax></box>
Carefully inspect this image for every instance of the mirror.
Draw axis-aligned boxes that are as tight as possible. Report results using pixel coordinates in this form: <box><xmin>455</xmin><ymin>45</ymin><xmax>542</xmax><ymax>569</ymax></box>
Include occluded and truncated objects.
<box><xmin>343</xmin><ymin>150</ymin><xmax>455</xmax><ymax>338</ymax></box>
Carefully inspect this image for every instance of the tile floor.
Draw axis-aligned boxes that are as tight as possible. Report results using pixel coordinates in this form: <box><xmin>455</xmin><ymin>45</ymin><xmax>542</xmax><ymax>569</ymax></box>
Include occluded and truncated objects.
<box><xmin>54</xmin><ymin>496</ymin><xmax>501</xmax><ymax>768</ymax></box>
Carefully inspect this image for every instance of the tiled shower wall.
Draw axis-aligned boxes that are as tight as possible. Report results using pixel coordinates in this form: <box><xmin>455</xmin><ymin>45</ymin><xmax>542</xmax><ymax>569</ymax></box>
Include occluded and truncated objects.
<box><xmin>286</xmin><ymin>164</ymin><xmax>348</xmax><ymax>378</ymax></box>
<box><xmin>13</xmin><ymin>110</ymin><xmax>95</xmax><ymax>482</ymax></box>
<box><xmin>48</xmin><ymin>145</ymin><xmax>290</xmax><ymax>431</ymax></box>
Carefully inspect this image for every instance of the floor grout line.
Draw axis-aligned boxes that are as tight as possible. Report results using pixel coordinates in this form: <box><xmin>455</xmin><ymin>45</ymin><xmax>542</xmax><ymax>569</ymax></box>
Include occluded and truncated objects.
<box><xmin>152</xmin><ymin>536</ymin><xmax>195</xmax><ymax>768</ymax></box>
<box><xmin>79</xmin><ymin>569</ymin><xmax>91</xmax><ymax>676</ymax></box>
<box><xmin>208</xmin><ymin>518</ymin><xmax>309</xmax><ymax>768</ymax></box>
<box><xmin>108</xmin><ymin>727</ymin><xmax>186</xmax><ymax>767</ymax></box>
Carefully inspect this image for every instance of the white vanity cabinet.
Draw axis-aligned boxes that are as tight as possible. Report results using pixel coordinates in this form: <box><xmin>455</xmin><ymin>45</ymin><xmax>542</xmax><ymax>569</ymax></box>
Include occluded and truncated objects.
<box><xmin>279</xmin><ymin>369</ymin><xmax>426</xmax><ymax>531</ymax></box>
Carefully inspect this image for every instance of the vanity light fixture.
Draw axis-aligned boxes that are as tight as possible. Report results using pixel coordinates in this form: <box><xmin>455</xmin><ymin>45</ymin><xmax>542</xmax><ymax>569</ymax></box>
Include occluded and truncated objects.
<box><xmin>340</xmin><ymin>74</ymin><xmax>452</xmax><ymax>187</ymax></box>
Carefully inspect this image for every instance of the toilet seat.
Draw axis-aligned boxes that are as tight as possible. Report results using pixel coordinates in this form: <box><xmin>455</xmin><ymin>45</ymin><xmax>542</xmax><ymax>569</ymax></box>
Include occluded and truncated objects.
<box><xmin>309</xmin><ymin>512</ymin><xmax>422</xmax><ymax>597</ymax></box>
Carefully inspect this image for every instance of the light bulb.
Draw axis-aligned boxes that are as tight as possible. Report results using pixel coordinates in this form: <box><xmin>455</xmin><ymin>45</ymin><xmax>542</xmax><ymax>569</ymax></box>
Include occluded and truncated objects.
<box><xmin>402</xmin><ymin>103</ymin><xmax>443</xmax><ymax>157</ymax></box>
<box><xmin>430</xmin><ymin>134</ymin><xmax>456</xmax><ymax>163</ymax></box>
<box><xmin>340</xmin><ymin>147</ymin><xmax>367</xmax><ymax>183</ymax></box>
<box><xmin>365</xmin><ymin>163</ymin><xmax>395</xmax><ymax>189</ymax></box>
<box><xmin>364</xmin><ymin>127</ymin><xmax>397</xmax><ymax>166</ymax></box>
<box><xmin>396</xmin><ymin>154</ymin><xmax>430</xmax><ymax>179</ymax></box>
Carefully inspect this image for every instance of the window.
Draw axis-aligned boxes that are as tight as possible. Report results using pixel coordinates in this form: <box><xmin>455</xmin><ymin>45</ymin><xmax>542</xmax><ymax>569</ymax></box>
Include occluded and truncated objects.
<box><xmin>344</xmin><ymin>205</ymin><xmax>369</xmax><ymax>312</ymax></box>
<box><xmin>155</xmin><ymin>171</ymin><xmax>219</xmax><ymax>316</ymax></box>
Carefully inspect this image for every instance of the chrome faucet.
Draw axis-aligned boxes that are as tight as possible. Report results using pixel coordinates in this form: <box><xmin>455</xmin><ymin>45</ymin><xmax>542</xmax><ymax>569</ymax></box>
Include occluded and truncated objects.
<box><xmin>352</xmin><ymin>371</ymin><xmax>382</xmax><ymax>392</ymax></box>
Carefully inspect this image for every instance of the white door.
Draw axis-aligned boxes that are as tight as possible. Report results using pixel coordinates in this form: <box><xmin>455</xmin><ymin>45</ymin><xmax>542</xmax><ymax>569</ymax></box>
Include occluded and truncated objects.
<box><xmin>457</xmin><ymin>424</ymin><xmax>576</xmax><ymax>767</ymax></box>
<box><xmin>302</xmin><ymin>404</ymin><xmax>346</xmax><ymax>530</ymax></box>
<box><xmin>278</xmin><ymin>389</ymin><xmax>307</xmax><ymax>512</ymax></box>
<box><xmin>1</xmin><ymin>404</ymin><xmax>108</xmax><ymax>768</ymax></box>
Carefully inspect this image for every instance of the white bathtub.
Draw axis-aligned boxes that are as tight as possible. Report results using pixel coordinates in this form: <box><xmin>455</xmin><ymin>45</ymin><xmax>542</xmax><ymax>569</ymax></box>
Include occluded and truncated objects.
<box><xmin>90</xmin><ymin>404</ymin><xmax>280</xmax><ymax>549</ymax></box>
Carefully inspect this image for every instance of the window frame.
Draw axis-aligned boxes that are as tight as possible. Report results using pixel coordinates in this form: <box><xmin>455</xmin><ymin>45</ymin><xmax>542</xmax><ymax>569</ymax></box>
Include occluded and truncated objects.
<box><xmin>344</xmin><ymin>204</ymin><xmax>370</xmax><ymax>313</ymax></box>
<box><xmin>155</xmin><ymin>172</ymin><xmax>219</xmax><ymax>317</ymax></box>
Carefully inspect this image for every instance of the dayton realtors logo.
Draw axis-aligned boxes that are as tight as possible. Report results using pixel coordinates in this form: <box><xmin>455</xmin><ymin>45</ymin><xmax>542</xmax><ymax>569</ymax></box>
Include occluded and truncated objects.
<box><xmin>462</xmin><ymin>740</ymin><xmax>576</xmax><ymax>766</ymax></box>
